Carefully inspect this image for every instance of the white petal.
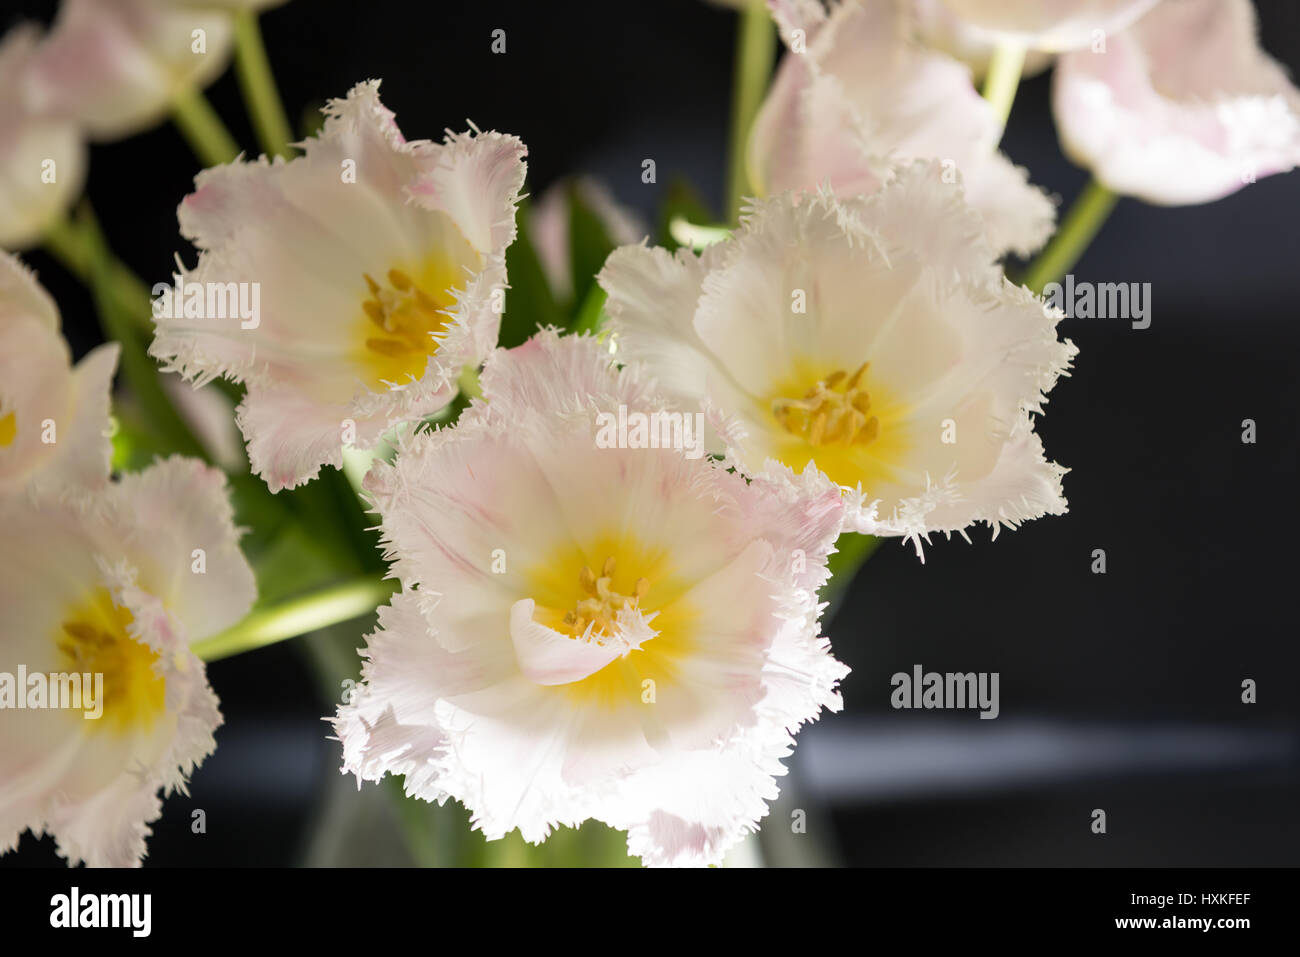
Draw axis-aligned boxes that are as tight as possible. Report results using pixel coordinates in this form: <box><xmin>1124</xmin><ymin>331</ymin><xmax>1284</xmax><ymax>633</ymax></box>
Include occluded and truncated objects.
<box><xmin>334</xmin><ymin>333</ymin><xmax>847</xmax><ymax>864</ymax></box>
<box><xmin>151</xmin><ymin>81</ymin><xmax>526</xmax><ymax>491</ymax></box>
<box><xmin>749</xmin><ymin>0</ymin><xmax>1055</xmax><ymax>258</ymax></box>
<box><xmin>0</xmin><ymin>253</ymin><xmax>117</xmax><ymax>497</ymax></box>
<box><xmin>25</xmin><ymin>0</ymin><xmax>234</xmax><ymax>141</ymax></box>
<box><xmin>942</xmin><ymin>0</ymin><xmax>1159</xmax><ymax>51</ymax></box>
<box><xmin>1053</xmin><ymin>0</ymin><xmax>1300</xmax><ymax>204</ymax></box>
<box><xmin>0</xmin><ymin>25</ymin><xmax>86</xmax><ymax>249</ymax></box>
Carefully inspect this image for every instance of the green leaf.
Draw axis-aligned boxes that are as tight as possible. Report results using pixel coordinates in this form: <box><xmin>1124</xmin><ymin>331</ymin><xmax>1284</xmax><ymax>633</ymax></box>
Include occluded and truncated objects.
<box><xmin>498</xmin><ymin>199</ymin><xmax>564</xmax><ymax>349</ymax></box>
<box><xmin>565</xmin><ymin>182</ymin><xmax>617</xmax><ymax>318</ymax></box>
<box><xmin>656</xmin><ymin>178</ymin><xmax>716</xmax><ymax>251</ymax></box>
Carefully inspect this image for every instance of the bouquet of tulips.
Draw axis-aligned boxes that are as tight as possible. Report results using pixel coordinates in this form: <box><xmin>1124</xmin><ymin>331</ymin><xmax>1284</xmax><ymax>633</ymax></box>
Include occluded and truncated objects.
<box><xmin>1</xmin><ymin>0</ymin><xmax>1294</xmax><ymax>868</ymax></box>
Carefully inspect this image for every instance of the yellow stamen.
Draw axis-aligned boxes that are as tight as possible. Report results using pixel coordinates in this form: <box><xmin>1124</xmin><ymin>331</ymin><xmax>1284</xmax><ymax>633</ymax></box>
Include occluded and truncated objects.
<box><xmin>772</xmin><ymin>362</ymin><xmax>881</xmax><ymax>448</ymax></box>
<box><xmin>56</xmin><ymin>588</ymin><xmax>166</xmax><ymax>733</ymax></box>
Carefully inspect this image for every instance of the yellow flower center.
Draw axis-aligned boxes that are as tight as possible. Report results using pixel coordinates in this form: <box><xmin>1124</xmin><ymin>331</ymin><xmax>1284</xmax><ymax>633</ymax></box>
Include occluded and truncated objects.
<box><xmin>56</xmin><ymin>588</ymin><xmax>166</xmax><ymax>733</ymax></box>
<box><xmin>559</xmin><ymin>556</ymin><xmax>650</xmax><ymax>641</ymax></box>
<box><xmin>766</xmin><ymin>359</ymin><xmax>910</xmax><ymax>490</ymax></box>
<box><xmin>354</xmin><ymin>259</ymin><xmax>462</xmax><ymax>388</ymax></box>
<box><xmin>525</xmin><ymin>535</ymin><xmax>696</xmax><ymax>707</ymax></box>
<box><xmin>772</xmin><ymin>362</ymin><xmax>878</xmax><ymax>448</ymax></box>
<box><xmin>0</xmin><ymin>411</ymin><xmax>15</xmax><ymax>447</ymax></box>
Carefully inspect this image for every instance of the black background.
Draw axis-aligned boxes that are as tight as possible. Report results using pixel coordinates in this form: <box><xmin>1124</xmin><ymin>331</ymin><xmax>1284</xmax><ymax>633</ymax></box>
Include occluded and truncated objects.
<box><xmin>3</xmin><ymin>0</ymin><xmax>1298</xmax><ymax>867</ymax></box>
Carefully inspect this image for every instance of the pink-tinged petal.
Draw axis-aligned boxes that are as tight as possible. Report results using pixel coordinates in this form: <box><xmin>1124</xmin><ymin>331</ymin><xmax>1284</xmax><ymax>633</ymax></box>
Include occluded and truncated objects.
<box><xmin>606</xmin><ymin>165</ymin><xmax>1074</xmax><ymax>552</ymax></box>
<box><xmin>153</xmin><ymin>81</ymin><xmax>526</xmax><ymax>492</ymax></box>
<box><xmin>0</xmin><ymin>25</ymin><xmax>86</xmax><ymax>250</ymax></box>
<box><xmin>407</xmin><ymin>127</ymin><xmax>528</xmax><ymax>260</ymax></box>
<box><xmin>908</xmin><ymin>0</ymin><xmax>1054</xmax><ymax>81</ymax></box>
<box><xmin>0</xmin><ymin>253</ymin><xmax>117</xmax><ymax>496</ymax></box>
<box><xmin>106</xmin><ymin>455</ymin><xmax>256</xmax><ymax>641</ymax></box>
<box><xmin>941</xmin><ymin>0</ymin><xmax>1159</xmax><ymax>51</ymax></box>
<box><xmin>530</xmin><ymin>177</ymin><xmax>648</xmax><ymax>302</ymax></box>
<box><xmin>333</xmin><ymin>334</ymin><xmax>847</xmax><ymax>864</ymax></box>
<box><xmin>24</xmin><ymin>0</ymin><xmax>234</xmax><ymax>141</ymax></box>
<box><xmin>1054</xmin><ymin>0</ymin><xmax>1300</xmax><ymax>205</ymax></box>
<box><xmin>510</xmin><ymin>598</ymin><xmax>634</xmax><ymax>685</ymax></box>
<box><xmin>750</xmin><ymin>0</ymin><xmax>1054</xmax><ymax>258</ymax></box>
<box><xmin>0</xmin><ymin>455</ymin><xmax>247</xmax><ymax>866</ymax></box>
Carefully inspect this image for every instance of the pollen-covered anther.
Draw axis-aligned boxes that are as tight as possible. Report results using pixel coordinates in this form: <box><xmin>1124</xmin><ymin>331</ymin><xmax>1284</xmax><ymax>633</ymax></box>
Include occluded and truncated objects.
<box><xmin>772</xmin><ymin>361</ymin><xmax>879</xmax><ymax>448</ymax></box>
<box><xmin>55</xmin><ymin>592</ymin><xmax>165</xmax><ymax>730</ymax></box>
<box><xmin>361</xmin><ymin>268</ymin><xmax>446</xmax><ymax>359</ymax></box>
<box><xmin>561</xmin><ymin>555</ymin><xmax>650</xmax><ymax>642</ymax></box>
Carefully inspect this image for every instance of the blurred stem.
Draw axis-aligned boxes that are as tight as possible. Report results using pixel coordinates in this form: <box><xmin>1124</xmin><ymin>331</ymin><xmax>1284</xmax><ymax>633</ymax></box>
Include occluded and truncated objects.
<box><xmin>982</xmin><ymin>40</ymin><xmax>1026</xmax><ymax>137</ymax></box>
<box><xmin>233</xmin><ymin>10</ymin><xmax>294</xmax><ymax>159</ymax></box>
<box><xmin>821</xmin><ymin>532</ymin><xmax>881</xmax><ymax>619</ymax></box>
<box><xmin>725</xmin><ymin>0</ymin><xmax>776</xmax><ymax>223</ymax></box>
<box><xmin>43</xmin><ymin>217</ymin><xmax>154</xmax><ymax>327</ymax></box>
<box><xmin>194</xmin><ymin>577</ymin><xmax>397</xmax><ymax>662</ymax></box>
<box><xmin>570</xmin><ymin>285</ymin><xmax>607</xmax><ymax>336</ymax></box>
<box><xmin>1019</xmin><ymin>178</ymin><xmax>1119</xmax><ymax>293</ymax></box>
<box><xmin>77</xmin><ymin>204</ymin><xmax>207</xmax><ymax>461</ymax></box>
<box><xmin>42</xmin><ymin>216</ymin><xmax>86</xmax><ymax>275</ymax></box>
<box><xmin>171</xmin><ymin>85</ymin><xmax>240</xmax><ymax>167</ymax></box>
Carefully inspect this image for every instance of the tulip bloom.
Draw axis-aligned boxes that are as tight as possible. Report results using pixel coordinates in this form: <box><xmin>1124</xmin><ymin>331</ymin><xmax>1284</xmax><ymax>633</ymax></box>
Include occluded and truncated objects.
<box><xmin>0</xmin><ymin>252</ymin><xmax>117</xmax><ymax>497</ymax></box>
<box><xmin>602</xmin><ymin>164</ymin><xmax>1076</xmax><ymax>554</ymax></box>
<box><xmin>335</xmin><ymin>331</ymin><xmax>847</xmax><ymax>866</ymax></box>
<box><xmin>151</xmin><ymin>81</ymin><xmax>527</xmax><ymax>491</ymax></box>
<box><xmin>1053</xmin><ymin>0</ymin><xmax>1300</xmax><ymax>204</ymax></box>
<box><xmin>0</xmin><ymin>457</ymin><xmax>255</xmax><ymax>867</ymax></box>
<box><xmin>751</xmin><ymin>0</ymin><xmax>1056</xmax><ymax>259</ymax></box>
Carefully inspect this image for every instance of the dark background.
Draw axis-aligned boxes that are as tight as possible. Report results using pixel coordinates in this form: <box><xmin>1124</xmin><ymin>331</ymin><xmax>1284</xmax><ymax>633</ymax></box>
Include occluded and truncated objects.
<box><xmin>4</xmin><ymin>0</ymin><xmax>1298</xmax><ymax>866</ymax></box>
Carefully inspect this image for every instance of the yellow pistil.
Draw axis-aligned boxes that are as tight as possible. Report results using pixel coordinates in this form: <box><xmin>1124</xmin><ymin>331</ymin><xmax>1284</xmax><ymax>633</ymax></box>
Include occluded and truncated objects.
<box><xmin>525</xmin><ymin>535</ymin><xmax>697</xmax><ymax>707</ymax></box>
<box><xmin>0</xmin><ymin>411</ymin><xmax>15</xmax><ymax>447</ymax></box>
<box><xmin>765</xmin><ymin>358</ymin><xmax>910</xmax><ymax>490</ymax></box>
<box><xmin>772</xmin><ymin>361</ymin><xmax>878</xmax><ymax>448</ymax></box>
<box><xmin>355</xmin><ymin>262</ymin><xmax>459</xmax><ymax>388</ymax></box>
<box><xmin>56</xmin><ymin>588</ymin><xmax>165</xmax><ymax>733</ymax></box>
<box><xmin>560</xmin><ymin>555</ymin><xmax>651</xmax><ymax>642</ymax></box>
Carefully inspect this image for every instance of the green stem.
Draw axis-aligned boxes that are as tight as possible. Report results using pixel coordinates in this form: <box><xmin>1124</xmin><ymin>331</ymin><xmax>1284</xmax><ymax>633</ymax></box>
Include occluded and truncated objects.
<box><xmin>42</xmin><ymin>216</ymin><xmax>87</xmax><ymax>275</ymax></box>
<box><xmin>821</xmin><ymin>532</ymin><xmax>881</xmax><ymax>619</ymax></box>
<box><xmin>981</xmin><ymin>40</ymin><xmax>1026</xmax><ymax>137</ymax></box>
<box><xmin>77</xmin><ymin>204</ymin><xmax>207</xmax><ymax>461</ymax></box>
<box><xmin>570</xmin><ymin>285</ymin><xmax>607</xmax><ymax>337</ymax></box>
<box><xmin>171</xmin><ymin>85</ymin><xmax>241</xmax><ymax>168</ymax></box>
<box><xmin>1019</xmin><ymin>178</ymin><xmax>1119</xmax><ymax>293</ymax></box>
<box><xmin>233</xmin><ymin>10</ymin><xmax>294</xmax><ymax>159</ymax></box>
<box><xmin>44</xmin><ymin>217</ymin><xmax>160</xmax><ymax>330</ymax></box>
<box><xmin>725</xmin><ymin>0</ymin><xmax>776</xmax><ymax>223</ymax></box>
<box><xmin>194</xmin><ymin>577</ymin><xmax>397</xmax><ymax>662</ymax></box>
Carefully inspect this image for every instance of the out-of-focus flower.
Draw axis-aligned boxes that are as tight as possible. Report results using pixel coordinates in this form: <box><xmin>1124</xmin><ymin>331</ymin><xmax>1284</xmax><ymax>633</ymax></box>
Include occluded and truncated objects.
<box><xmin>940</xmin><ymin>0</ymin><xmax>1159</xmax><ymax>51</ymax></box>
<box><xmin>750</xmin><ymin>0</ymin><xmax>1055</xmax><ymax>259</ymax></box>
<box><xmin>530</xmin><ymin>177</ymin><xmax>647</xmax><ymax>303</ymax></box>
<box><xmin>1053</xmin><ymin>0</ymin><xmax>1300</xmax><ymax>205</ymax></box>
<box><xmin>23</xmin><ymin>0</ymin><xmax>235</xmax><ymax>142</ymax></box>
<box><xmin>159</xmin><ymin>374</ymin><xmax>245</xmax><ymax>471</ymax></box>
<box><xmin>165</xmin><ymin>1</ymin><xmax>289</xmax><ymax>8</ymax></box>
<box><xmin>150</xmin><ymin>81</ymin><xmax>527</xmax><ymax>492</ymax></box>
<box><xmin>0</xmin><ymin>252</ymin><xmax>117</xmax><ymax>497</ymax></box>
<box><xmin>0</xmin><ymin>456</ymin><xmax>255</xmax><ymax>867</ymax></box>
<box><xmin>0</xmin><ymin>25</ymin><xmax>86</xmax><ymax>250</ymax></box>
<box><xmin>909</xmin><ymin>0</ymin><xmax>1052</xmax><ymax>80</ymax></box>
<box><xmin>601</xmin><ymin>163</ymin><xmax>1076</xmax><ymax>554</ymax></box>
<box><xmin>334</xmin><ymin>331</ymin><xmax>847</xmax><ymax>867</ymax></box>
